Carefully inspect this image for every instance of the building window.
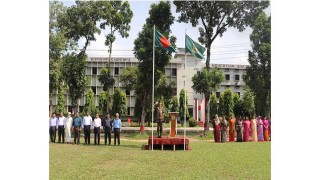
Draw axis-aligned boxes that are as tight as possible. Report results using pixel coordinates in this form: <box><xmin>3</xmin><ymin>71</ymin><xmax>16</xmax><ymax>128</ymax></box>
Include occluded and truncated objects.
<box><xmin>225</xmin><ymin>74</ymin><xmax>230</xmax><ymax>81</ymax></box>
<box><xmin>92</xmin><ymin>67</ymin><xmax>97</xmax><ymax>75</ymax></box>
<box><xmin>115</xmin><ymin>67</ymin><xmax>119</xmax><ymax>75</ymax></box>
<box><xmin>235</xmin><ymin>69</ymin><xmax>239</xmax><ymax>72</ymax></box>
<box><xmin>172</xmin><ymin>68</ymin><xmax>177</xmax><ymax>76</ymax></box>
<box><xmin>68</xmin><ymin>106</ymin><xmax>73</xmax><ymax>114</ymax></box>
<box><xmin>225</xmin><ymin>68</ymin><xmax>229</xmax><ymax>72</ymax></box>
<box><xmin>237</xmin><ymin>92</ymin><xmax>240</xmax><ymax>96</ymax></box>
<box><xmin>127</xmin><ymin>107</ymin><xmax>130</xmax><ymax>116</ymax></box>
<box><xmin>226</xmin><ymin>85</ymin><xmax>230</xmax><ymax>88</ymax></box>
<box><xmin>126</xmin><ymin>90</ymin><xmax>130</xmax><ymax>95</ymax></box>
<box><xmin>92</xmin><ymin>87</ymin><xmax>96</xmax><ymax>95</ymax></box>
<box><xmin>235</xmin><ymin>74</ymin><xmax>240</xmax><ymax>81</ymax></box>
<box><xmin>79</xmin><ymin>106</ymin><xmax>84</xmax><ymax>113</ymax></box>
<box><xmin>235</xmin><ymin>85</ymin><xmax>240</xmax><ymax>88</ymax></box>
<box><xmin>216</xmin><ymin>92</ymin><xmax>220</xmax><ymax>98</ymax></box>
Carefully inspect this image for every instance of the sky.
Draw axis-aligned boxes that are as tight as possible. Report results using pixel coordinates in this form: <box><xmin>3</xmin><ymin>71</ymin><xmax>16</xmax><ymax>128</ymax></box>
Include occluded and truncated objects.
<box><xmin>63</xmin><ymin>1</ymin><xmax>271</xmax><ymax>65</ymax></box>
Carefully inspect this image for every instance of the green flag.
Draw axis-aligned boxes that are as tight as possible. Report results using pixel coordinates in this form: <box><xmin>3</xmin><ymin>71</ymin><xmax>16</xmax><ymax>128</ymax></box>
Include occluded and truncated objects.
<box><xmin>185</xmin><ymin>34</ymin><xmax>206</xmax><ymax>59</ymax></box>
<box><xmin>155</xmin><ymin>30</ymin><xmax>176</xmax><ymax>52</ymax></box>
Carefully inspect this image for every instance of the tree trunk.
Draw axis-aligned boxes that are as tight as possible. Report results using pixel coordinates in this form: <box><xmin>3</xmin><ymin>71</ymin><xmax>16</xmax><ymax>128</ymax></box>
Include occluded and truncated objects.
<box><xmin>205</xmin><ymin>45</ymin><xmax>211</xmax><ymax>70</ymax></box>
<box><xmin>49</xmin><ymin>95</ymin><xmax>53</xmax><ymax>117</ymax></box>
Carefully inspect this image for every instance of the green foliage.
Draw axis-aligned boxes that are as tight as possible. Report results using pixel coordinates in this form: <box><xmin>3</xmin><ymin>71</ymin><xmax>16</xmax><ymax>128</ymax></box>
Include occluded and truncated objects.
<box><xmin>59</xmin><ymin>1</ymin><xmax>101</xmax><ymax>52</ymax></box>
<box><xmin>179</xmin><ymin>89</ymin><xmax>190</xmax><ymax>122</ymax></box>
<box><xmin>98</xmin><ymin>67</ymin><xmax>115</xmax><ymax>91</ymax></box>
<box><xmin>218</xmin><ymin>93</ymin><xmax>224</xmax><ymax>117</ymax></box>
<box><xmin>62</xmin><ymin>53</ymin><xmax>87</xmax><ymax>108</ymax></box>
<box><xmin>83</xmin><ymin>89</ymin><xmax>96</xmax><ymax>115</ymax></box>
<box><xmin>112</xmin><ymin>88</ymin><xmax>127</xmax><ymax>117</ymax></box>
<box><xmin>222</xmin><ymin>88</ymin><xmax>234</xmax><ymax>119</ymax></box>
<box><xmin>96</xmin><ymin>1</ymin><xmax>133</xmax><ymax>67</ymax></box>
<box><xmin>98</xmin><ymin>91</ymin><xmax>109</xmax><ymax>115</ymax></box>
<box><xmin>174</xmin><ymin>1</ymin><xmax>269</xmax><ymax>68</ymax></box>
<box><xmin>55</xmin><ymin>89</ymin><xmax>66</xmax><ymax>114</ymax></box>
<box><xmin>192</xmin><ymin>67</ymin><xmax>224</xmax><ymax>128</ymax></box>
<box><xmin>209</xmin><ymin>94</ymin><xmax>218</xmax><ymax>120</ymax></box>
<box><xmin>155</xmin><ymin>72</ymin><xmax>176</xmax><ymax>115</ymax></box>
<box><xmin>243</xmin><ymin>13</ymin><xmax>271</xmax><ymax>117</ymax></box>
<box><xmin>171</xmin><ymin>96</ymin><xmax>179</xmax><ymax>112</ymax></box>
<box><xmin>242</xmin><ymin>87</ymin><xmax>255</xmax><ymax>119</ymax></box>
<box><xmin>188</xmin><ymin>117</ymin><xmax>197</xmax><ymax>127</ymax></box>
<box><xmin>233</xmin><ymin>93</ymin><xmax>244</xmax><ymax>118</ymax></box>
<box><xmin>133</xmin><ymin>1</ymin><xmax>176</xmax><ymax>128</ymax></box>
<box><xmin>119</xmin><ymin>66</ymin><xmax>138</xmax><ymax>92</ymax></box>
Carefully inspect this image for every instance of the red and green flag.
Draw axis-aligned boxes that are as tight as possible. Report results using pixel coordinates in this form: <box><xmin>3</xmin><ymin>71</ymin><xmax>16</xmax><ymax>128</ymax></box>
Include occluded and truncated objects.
<box><xmin>155</xmin><ymin>30</ymin><xmax>176</xmax><ymax>52</ymax></box>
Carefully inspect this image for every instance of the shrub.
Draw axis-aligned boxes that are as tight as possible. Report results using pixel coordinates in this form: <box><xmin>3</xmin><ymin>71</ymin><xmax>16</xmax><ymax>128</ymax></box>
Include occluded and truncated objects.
<box><xmin>189</xmin><ymin>117</ymin><xmax>197</xmax><ymax>127</ymax></box>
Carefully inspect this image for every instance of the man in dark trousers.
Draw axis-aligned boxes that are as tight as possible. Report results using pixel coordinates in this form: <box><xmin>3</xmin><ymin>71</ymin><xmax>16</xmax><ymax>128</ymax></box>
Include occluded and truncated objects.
<box><xmin>113</xmin><ymin>113</ymin><xmax>122</xmax><ymax>145</ymax></box>
<box><xmin>82</xmin><ymin>111</ymin><xmax>92</xmax><ymax>145</ymax></box>
<box><xmin>49</xmin><ymin>113</ymin><xmax>57</xmax><ymax>143</ymax></box>
<box><xmin>72</xmin><ymin>112</ymin><xmax>82</xmax><ymax>145</ymax></box>
<box><xmin>102</xmin><ymin>113</ymin><xmax>112</xmax><ymax>145</ymax></box>
<box><xmin>56</xmin><ymin>112</ymin><xmax>66</xmax><ymax>143</ymax></box>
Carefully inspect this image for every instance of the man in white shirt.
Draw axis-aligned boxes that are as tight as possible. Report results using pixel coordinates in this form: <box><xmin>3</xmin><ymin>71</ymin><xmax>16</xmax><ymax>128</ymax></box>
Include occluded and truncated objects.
<box><xmin>49</xmin><ymin>113</ymin><xmax>57</xmax><ymax>143</ymax></box>
<box><xmin>56</xmin><ymin>112</ymin><xmax>66</xmax><ymax>143</ymax></box>
<box><xmin>82</xmin><ymin>111</ymin><xmax>92</xmax><ymax>145</ymax></box>
<box><xmin>65</xmin><ymin>112</ymin><xmax>73</xmax><ymax>144</ymax></box>
<box><xmin>93</xmin><ymin>113</ymin><xmax>102</xmax><ymax>145</ymax></box>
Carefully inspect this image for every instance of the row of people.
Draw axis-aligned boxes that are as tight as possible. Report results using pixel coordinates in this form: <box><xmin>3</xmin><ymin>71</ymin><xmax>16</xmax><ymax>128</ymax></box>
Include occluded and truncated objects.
<box><xmin>49</xmin><ymin>111</ymin><xmax>122</xmax><ymax>145</ymax></box>
<box><xmin>213</xmin><ymin>115</ymin><xmax>271</xmax><ymax>143</ymax></box>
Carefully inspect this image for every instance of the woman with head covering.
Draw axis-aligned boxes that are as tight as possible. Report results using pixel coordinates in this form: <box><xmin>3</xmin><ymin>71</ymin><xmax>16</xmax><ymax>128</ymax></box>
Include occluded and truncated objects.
<box><xmin>228</xmin><ymin>116</ymin><xmax>235</xmax><ymax>142</ymax></box>
<box><xmin>257</xmin><ymin>116</ymin><xmax>264</xmax><ymax>142</ymax></box>
<box><xmin>243</xmin><ymin>117</ymin><xmax>251</xmax><ymax>142</ymax></box>
<box><xmin>220</xmin><ymin>116</ymin><xmax>228</xmax><ymax>143</ymax></box>
<box><xmin>235</xmin><ymin>115</ymin><xmax>243</xmax><ymax>142</ymax></box>
<box><xmin>263</xmin><ymin>117</ymin><xmax>269</xmax><ymax>141</ymax></box>
<box><xmin>213</xmin><ymin>115</ymin><xmax>220</xmax><ymax>143</ymax></box>
<box><xmin>250</xmin><ymin>115</ymin><xmax>258</xmax><ymax>142</ymax></box>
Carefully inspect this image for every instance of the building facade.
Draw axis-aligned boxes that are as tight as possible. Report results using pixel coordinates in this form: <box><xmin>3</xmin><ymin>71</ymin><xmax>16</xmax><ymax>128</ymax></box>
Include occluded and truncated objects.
<box><xmin>50</xmin><ymin>48</ymin><xmax>248</xmax><ymax>122</ymax></box>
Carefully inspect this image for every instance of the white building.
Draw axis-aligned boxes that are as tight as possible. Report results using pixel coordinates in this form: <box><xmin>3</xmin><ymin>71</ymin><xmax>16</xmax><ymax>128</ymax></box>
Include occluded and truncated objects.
<box><xmin>50</xmin><ymin>48</ymin><xmax>248</xmax><ymax>122</ymax></box>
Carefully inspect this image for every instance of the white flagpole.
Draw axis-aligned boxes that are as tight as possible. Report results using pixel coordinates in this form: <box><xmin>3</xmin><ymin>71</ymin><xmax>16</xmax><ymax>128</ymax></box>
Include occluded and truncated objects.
<box><xmin>184</xmin><ymin>30</ymin><xmax>187</xmax><ymax>151</ymax></box>
<box><xmin>152</xmin><ymin>25</ymin><xmax>155</xmax><ymax>151</ymax></box>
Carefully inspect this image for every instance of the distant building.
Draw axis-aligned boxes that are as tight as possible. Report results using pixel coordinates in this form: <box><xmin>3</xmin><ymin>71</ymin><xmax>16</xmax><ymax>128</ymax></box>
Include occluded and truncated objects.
<box><xmin>50</xmin><ymin>48</ymin><xmax>248</xmax><ymax>122</ymax></box>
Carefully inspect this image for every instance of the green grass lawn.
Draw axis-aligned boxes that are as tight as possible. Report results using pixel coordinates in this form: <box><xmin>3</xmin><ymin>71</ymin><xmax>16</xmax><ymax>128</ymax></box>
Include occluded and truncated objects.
<box><xmin>50</xmin><ymin>136</ymin><xmax>270</xmax><ymax>179</ymax></box>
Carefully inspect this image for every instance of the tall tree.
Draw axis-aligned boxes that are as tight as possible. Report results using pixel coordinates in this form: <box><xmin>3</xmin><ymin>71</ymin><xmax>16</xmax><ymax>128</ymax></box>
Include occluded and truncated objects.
<box><xmin>99</xmin><ymin>91</ymin><xmax>108</xmax><ymax>115</ymax></box>
<box><xmin>112</xmin><ymin>88</ymin><xmax>127</xmax><ymax>117</ymax></box>
<box><xmin>243</xmin><ymin>13</ymin><xmax>271</xmax><ymax>117</ymax></box>
<box><xmin>97</xmin><ymin>1</ymin><xmax>133</xmax><ymax>67</ymax></box>
<box><xmin>171</xmin><ymin>96</ymin><xmax>179</xmax><ymax>112</ymax></box>
<box><xmin>83</xmin><ymin>88</ymin><xmax>96</xmax><ymax>115</ymax></box>
<box><xmin>209</xmin><ymin>94</ymin><xmax>218</xmax><ymax>120</ymax></box>
<box><xmin>192</xmin><ymin>67</ymin><xmax>224</xmax><ymax>131</ymax></box>
<box><xmin>242</xmin><ymin>87</ymin><xmax>255</xmax><ymax>119</ymax></box>
<box><xmin>222</xmin><ymin>88</ymin><xmax>234</xmax><ymax>120</ymax></box>
<box><xmin>233</xmin><ymin>93</ymin><xmax>244</xmax><ymax>118</ymax></box>
<box><xmin>179</xmin><ymin>89</ymin><xmax>190</xmax><ymax>126</ymax></box>
<box><xmin>218</xmin><ymin>92</ymin><xmax>224</xmax><ymax>117</ymax></box>
<box><xmin>55</xmin><ymin>88</ymin><xmax>66</xmax><ymax>114</ymax></box>
<box><xmin>119</xmin><ymin>66</ymin><xmax>138</xmax><ymax>92</ymax></box>
<box><xmin>133</xmin><ymin>1</ymin><xmax>176</xmax><ymax>132</ymax></box>
<box><xmin>62</xmin><ymin>53</ymin><xmax>87</xmax><ymax>112</ymax></box>
<box><xmin>49</xmin><ymin>1</ymin><xmax>72</xmax><ymax>115</ymax></box>
<box><xmin>174</xmin><ymin>1</ymin><xmax>269</xmax><ymax>69</ymax></box>
<box><xmin>98</xmin><ymin>67</ymin><xmax>115</xmax><ymax>113</ymax></box>
<box><xmin>58</xmin><ymin>1</ymin><xmax>101</xmax><ymax>113</ymax></box>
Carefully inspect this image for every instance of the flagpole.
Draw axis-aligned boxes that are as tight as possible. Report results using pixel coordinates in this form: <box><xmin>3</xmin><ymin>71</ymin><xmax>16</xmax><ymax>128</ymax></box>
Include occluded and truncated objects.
<box><xmin>184</xmin><ymin>30</ymin><xmax>187</xmax><ymax>151</ymax></box>
<box><xmin>152</xmin><ymin>24</ymin><xmax>155</xmax><ymax>151</ymax></box>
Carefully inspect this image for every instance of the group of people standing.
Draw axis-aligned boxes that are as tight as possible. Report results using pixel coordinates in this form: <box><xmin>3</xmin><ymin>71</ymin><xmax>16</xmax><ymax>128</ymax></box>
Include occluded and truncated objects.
<box><xmin>49</xmin><ymin>112</ymin><xmax>122</xmax><ymax>145</ymax></box>
<box><xmin>213</xmin><ymin>115</ymin><xmax>271</xmax><ymax>143</ymax></box>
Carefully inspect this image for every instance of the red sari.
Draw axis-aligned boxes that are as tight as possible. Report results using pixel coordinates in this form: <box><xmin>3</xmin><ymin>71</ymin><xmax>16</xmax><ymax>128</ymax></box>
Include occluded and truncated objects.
<box><xmin>243</xmin><ymin>119</ymin><xmax>250</xmax><ymax>142</ymax></box>
<box><xmin>229</xmin><ymin>119</ymin><xmax>235</xmax><ymax>142</ymax></box>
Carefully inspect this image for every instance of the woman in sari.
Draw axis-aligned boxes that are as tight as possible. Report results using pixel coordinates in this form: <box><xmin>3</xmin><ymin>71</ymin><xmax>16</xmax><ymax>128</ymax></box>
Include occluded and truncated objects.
<box><xmin>250</xmin><ymin>116</ymin><xmax>258</xmax><ymax>142</ymax></box>
<box><xmin>220</xmin><ymin>116</ymin><xmax>228</xmax><ymax>143</ymax></box>
<box><xmin>213</xmin><ymin>115</ymin><xmax>220</xmax><ymax>143</ymax></box>
<box><xmin>257</xmin><ymin>116</ymin><xmax>264</xmax><ymax>142</ymax></box>
<box><xmin>235</xmin><ymin>116</ymin><xmax>243</xmax><ymax>142</ymax></box>
<box><xmin>243</xmin><ymin>117</ymin><xmax>251</xmax><ymax>142</ymax></box>
<box><xmin>228</xmin><ymin>117</ymin><xmax>235</xmax><ymax>142</ymax></box>
<box><xmin>263</xmin><ymin>117</ymin><xmax>269</xmax><ymax>141</ymax></box>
